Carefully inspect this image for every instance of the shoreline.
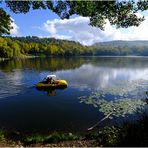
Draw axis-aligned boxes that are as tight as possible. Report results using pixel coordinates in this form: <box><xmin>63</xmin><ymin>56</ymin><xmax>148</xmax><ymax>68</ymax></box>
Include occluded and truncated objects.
<box><xmin>1</xmin><ymin>115</ymin><xmax>148</xmax><ymax>147</ymax></box>
<box><xmin>0</xmin><ymin>129</ymin><xmax>99</xmax><ymax>147</ymax></box>
<box><xmin>1</xmin><ymin>55</ymin><xmax>148</xmax><ymax>61</ymax></box>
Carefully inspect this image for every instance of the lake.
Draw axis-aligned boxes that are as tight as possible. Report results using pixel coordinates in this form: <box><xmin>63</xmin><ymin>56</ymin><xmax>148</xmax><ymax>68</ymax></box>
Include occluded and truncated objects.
<box><xmin>0</xmin><ymin>57</ymin><xmax>148</xmax><ymax>134</ymax></box>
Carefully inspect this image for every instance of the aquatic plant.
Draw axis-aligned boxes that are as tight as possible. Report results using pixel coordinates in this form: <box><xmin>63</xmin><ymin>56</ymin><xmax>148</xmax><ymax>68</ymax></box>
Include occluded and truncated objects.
<box><xmin>79</xmin><ymin>79</ymin><xmax>148</xmax><ymax>118</ymax></box>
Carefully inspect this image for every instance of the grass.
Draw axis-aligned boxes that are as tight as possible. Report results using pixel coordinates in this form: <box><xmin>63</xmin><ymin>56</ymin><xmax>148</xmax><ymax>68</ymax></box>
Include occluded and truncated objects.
<box><xmin>0</xmin><ymin>130</ymin><xmax>5</xmax><ymax>141</ymax></box>
<box><xmin>86</xmin><ymin>113</ymin><xmax>148</xmax><ymax>147</ymax></box>
<box><xmin>85</xmin><ymin>126</ymin><xmax>121</xmax><ymax>146</ymax></box>
<box><xmin>24</xmin><ymin>132</ymin><xmax>79</xmax><ymax>145</ymax></box>
<box><xmin>1</xmin><ymin>114</ymin><xmax>148</xmax><ymax>146</ymax></box>
<box><xmin>0</xmin><ymin>130</ymin><xmax>80</xmax><ymax>146</ymax></box>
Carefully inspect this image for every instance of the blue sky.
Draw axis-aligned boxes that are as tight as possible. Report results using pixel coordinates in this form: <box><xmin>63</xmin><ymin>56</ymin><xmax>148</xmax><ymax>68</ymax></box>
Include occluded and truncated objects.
<box><xmin>2</xmin><ymin>3</ymin><xmax>60</xmax><ymax>36</ymax></box>
<box><xmin>2</xmin><ymin>2</ymin><xmax>148</xmax><ymax>45</ymax></box>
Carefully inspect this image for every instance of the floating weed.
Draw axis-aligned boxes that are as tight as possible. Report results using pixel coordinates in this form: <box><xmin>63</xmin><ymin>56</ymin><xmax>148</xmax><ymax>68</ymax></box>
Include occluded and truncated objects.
<box><xmin>79</xmin><ymin>79</ymin><xmax>148</xmax><ymax>118</ymax></box>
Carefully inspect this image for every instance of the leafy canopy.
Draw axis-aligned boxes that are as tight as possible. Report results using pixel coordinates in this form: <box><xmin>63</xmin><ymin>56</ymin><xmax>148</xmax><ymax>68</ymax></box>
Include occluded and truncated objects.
<box><xmin>0</xmin><ymin>0</ymin><xmax>148</xmax><ymax>35</ymax></box>
<box><xmin>0</xmin><ymin>7</ymin><xmax>12</xmax><ymax>35</ymax></box>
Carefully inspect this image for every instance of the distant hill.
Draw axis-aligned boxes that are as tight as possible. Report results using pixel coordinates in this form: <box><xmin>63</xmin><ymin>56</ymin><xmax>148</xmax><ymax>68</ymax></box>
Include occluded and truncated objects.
<box><xmin>93</xmin><ymin>40</ymin><xmax>148</xmax><ymax>47</ymax></box>
<box><xmin>91</xmin><ymin>40</ymin><xmax>148</xmax><ymax>56</ymax></box>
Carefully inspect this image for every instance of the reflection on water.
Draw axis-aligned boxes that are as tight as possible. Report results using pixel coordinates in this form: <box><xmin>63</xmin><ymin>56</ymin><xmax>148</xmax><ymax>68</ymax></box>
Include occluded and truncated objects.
<box><xmin>36</xmin><ymin>87</ymin><xmax>67</xmax><ymax>96</ymax></box>
<box><xmin>0</xmin><ymin>69</ymin><xmax>39</xmax><ymax>99</ymax></box>
<box><xmin>0</xmin><ymin>69</ymin><xmax>24</xmax><ymax>99</ymax></box>
<box><xmin>55</xmin><ymin>64</ymin><xmax>148</xmax><ymax>90</ymax></box>
<box><xmin>0</xmin><ymin>57</ymin><xmax>148</xmax><ymax>133</ymax></box>
<box><xmin>1</xmin><ymin>58</ymin><xmax>148</xmax><ymax>98</ymax></box>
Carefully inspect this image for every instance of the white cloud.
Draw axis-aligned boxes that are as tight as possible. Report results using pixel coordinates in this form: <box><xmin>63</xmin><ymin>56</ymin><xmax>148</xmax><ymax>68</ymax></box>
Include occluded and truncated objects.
<box><xmin>43</xmin><ymin>16</ymin><xmax>108</xmax><ymax>45</ymax></box>
<box><xmin>10</xmin><ymin>18</ymin><xmax>20</xmax><ymax>36</ymax></box>
<box><xmin>42</xmin><ymin>15</ymin><xmax>148</xmax><ymax>45</ymax></box>
<box><xmin>121</xmin><ymin>16</ymin><xmax>148</xmax><ymax>40</ymax></box>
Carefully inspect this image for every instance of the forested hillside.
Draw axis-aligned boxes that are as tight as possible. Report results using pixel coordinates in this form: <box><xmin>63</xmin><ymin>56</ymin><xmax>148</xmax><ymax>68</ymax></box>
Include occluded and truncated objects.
<box><xmin>0</xmin><ymin>36</ymin><xmax>148</xmax><ymax>58</ymax></box>
<box><xmin>0</xmin><ymin>36</ymin><xmax>92</xmax><ymax>58</ymax></box>
<box><xmin>92</xmin><ymin>40</ymin><xmax>148</xmax><ymax>56</ymax></box>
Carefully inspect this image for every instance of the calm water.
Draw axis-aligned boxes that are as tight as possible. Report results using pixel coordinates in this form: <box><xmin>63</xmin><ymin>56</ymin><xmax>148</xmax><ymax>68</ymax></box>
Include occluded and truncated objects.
<box><xmin>0</xmin><ymin>57</ymin><xmax>148</xmax><ymax>134</ymax></box>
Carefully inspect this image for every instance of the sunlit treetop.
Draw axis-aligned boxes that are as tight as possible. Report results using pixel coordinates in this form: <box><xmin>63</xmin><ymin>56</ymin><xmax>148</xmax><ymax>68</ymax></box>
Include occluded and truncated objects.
<box><xmin>0</xmin><ymin>0</ymin><xmax>148</xmax><ymax>35</ymax></box>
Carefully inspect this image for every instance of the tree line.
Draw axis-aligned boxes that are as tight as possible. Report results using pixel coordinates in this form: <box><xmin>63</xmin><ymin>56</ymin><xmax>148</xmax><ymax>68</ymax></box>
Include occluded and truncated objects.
<box><xmin>0</xmin><ymin>36</ymin><xmax>148</xmax><ymax>58</ymax></box>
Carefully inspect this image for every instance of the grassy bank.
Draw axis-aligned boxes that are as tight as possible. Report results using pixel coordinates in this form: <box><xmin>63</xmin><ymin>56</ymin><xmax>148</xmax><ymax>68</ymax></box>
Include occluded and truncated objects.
<box><xmin>0</xmin><ymin>114</ymin><xmax>148</xmax><ymax>147</ymax></box>
<box><xmin>0</xmin><ymin>130</ymin><xmax>86</xmax><ymax>147</ymax></box>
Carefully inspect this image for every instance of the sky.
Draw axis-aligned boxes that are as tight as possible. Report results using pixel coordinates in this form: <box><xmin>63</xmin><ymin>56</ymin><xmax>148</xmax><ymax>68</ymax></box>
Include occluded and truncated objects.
<box><xmin>2</xmin><ymin>2</ymin><xmax>148</xmax><ymax>45</ymax></box>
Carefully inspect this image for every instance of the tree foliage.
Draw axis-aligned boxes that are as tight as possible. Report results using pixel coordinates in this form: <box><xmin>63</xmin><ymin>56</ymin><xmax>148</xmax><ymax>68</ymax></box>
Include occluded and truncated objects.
<box><xmin>0</xmin><ymin>36</ymin><xmax>148</xmax><ymax>58</ymax></box>
<box><xmin>0</xmin><ymin>8</ymin><xmax>12</xmax><ymax>35</ymax></box>
<box><xmin>0</xmin><ymin>1</ymin><xmax>148</xmax><ymax>35</ymax></box>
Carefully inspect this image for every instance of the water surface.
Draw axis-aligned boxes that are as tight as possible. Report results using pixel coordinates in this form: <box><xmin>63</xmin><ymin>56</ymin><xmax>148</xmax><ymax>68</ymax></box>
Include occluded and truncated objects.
<box><xmin>0</xmin><ymin>57</ymin><xmax>148</xmax><ymax>134</ymax></box>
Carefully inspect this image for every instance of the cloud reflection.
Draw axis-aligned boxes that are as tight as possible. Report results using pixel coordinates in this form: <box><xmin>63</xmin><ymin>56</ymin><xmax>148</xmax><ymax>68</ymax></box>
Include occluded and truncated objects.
<box><xmin>55</xmin><ymin>64</ymin><xmax>148</xmax><ymax>90</ymax></box>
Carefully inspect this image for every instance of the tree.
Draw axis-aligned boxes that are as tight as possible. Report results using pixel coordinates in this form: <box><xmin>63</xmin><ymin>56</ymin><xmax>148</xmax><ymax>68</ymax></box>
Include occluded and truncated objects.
<box><xmin>0</xmin><ymin>7</ymin><xmax>12</xmax><ymax>35</ymax></box>
<box><xmin>0</xmin><ymin>1</ymin><xmax>148</xmax><ymax>35</ymax></box>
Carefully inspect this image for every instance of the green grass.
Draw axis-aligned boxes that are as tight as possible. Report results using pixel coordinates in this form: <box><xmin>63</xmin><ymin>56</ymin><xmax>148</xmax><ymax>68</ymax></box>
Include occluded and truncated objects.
<box><xmin>1</xmin><ymin>114</ymin><xmax>148</xmax><ymax>146</ymax></box>
<box><xmin>85</xmin><ymin>126</ymin><xmax>121</xmax><ymax>146</ymax></box>
<box><xmin>0</xmin><ymin>130</ymin><xmax>80</xmax><ymax>146</ymax></box>
<box><xmin>24</xmin><ymin>132</ymin><xmax>79</xmax><ymax>145</ymax></box>
<box><xmin>86</xmin><ymin>114</ymin><xmax>148</xmax><ymax>147</ymax></box>
<box><xmin>0</xmin><ymin>130</ymin><xmax>5</xmax><ymax>140</ymax></box>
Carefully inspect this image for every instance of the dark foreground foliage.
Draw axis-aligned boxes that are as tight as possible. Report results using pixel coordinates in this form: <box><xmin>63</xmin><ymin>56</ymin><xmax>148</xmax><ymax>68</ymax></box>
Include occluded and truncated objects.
<box><xmin>1</xmin><ymin>1</ymin><xmax>148</xmax><ymax>35</ymax></box>
<box><xmin>86</xmin><ymin>114</ymin><xmax>148</xmax><ymax>147</ymax></box>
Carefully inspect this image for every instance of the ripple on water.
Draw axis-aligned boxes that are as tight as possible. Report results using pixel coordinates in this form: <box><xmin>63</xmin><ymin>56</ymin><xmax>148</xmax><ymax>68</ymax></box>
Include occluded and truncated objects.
<box><xmin>0</xmin><ymin>69</ymin><xmax>44</xmax><ymax>99</ymax></box>
<box><xmin>0</xmin><ymin>70</ymin><xmax>26</xmax><ymax>99</ymax></box>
